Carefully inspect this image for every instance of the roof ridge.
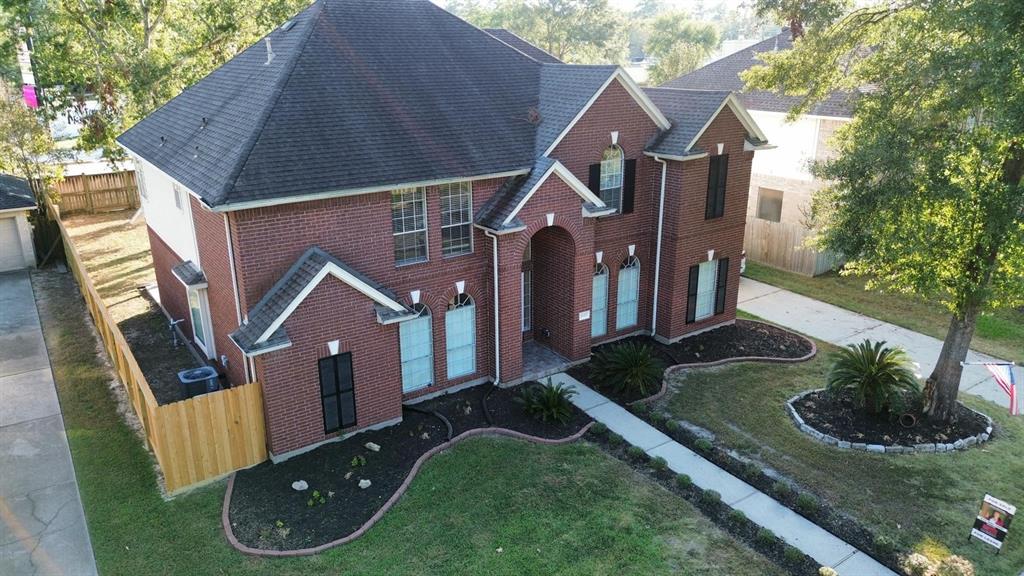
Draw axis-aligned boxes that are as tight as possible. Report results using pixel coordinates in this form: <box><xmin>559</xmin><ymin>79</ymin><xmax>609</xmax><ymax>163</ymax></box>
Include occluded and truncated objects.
<box><xmin>216</xmin><ymin>0</ymin><xmax>325</xmax><ymax>206</ymax></box>
<box><xmin>431</xmin><ymin>1</ymin><xmax>545</xmax><ymax>68</ymax></box>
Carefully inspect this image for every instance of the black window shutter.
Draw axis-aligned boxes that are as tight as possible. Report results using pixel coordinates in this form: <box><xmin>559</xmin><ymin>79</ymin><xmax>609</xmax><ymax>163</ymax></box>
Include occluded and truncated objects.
<box><xmin>705</xmin><ymin>157</ymin><xmax>719</xmax><ymax>219</ymax></box>
<box><xmin>716</xmin><ymin>155</ymin><xmax>729</xmax><ymax>217</ymax></box>
<box><xmin>588</xmin><ymin>163</ymin><xmax>601</xmax><ymax>194</ymax></box>
<box><xmin>686</xmin><ymin>264</ymin><xmax>699</xmax><ymax>323</ymax></box>
<box><xmin>715</xmin><ymin>258</ymin><xmax>730</xmax><ymax>315</ymax></box>
<box><xmin>621</xmin><ymin>159</ymin><xmax>636</xmax><ymax>214</ymax></box>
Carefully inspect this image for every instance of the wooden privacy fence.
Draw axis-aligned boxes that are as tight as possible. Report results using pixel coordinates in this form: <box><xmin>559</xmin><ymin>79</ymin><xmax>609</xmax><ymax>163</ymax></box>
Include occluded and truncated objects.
<box><xmin>744</xmin><ymin>218</ymin><xmax>843</xmax><ymax>277</ymax></box>
<box><xmin>50</xmin><ymin>171</ymin><xmax>139</xmax><ymax>215</ymax></box>
<box><xmin>47</xmin><ymin>202</ymin><xmax>267</xmax><ymax>494</ymax></box>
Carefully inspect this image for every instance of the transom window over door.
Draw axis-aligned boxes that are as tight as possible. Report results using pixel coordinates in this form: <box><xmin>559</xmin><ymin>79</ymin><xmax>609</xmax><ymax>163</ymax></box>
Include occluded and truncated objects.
<box><xmin>318</xmin><ymin>352</ymin><xmax>356</xmax><ymax>434</ymax></box>
<box><xmin>446</xmin><ymin>294</ymin><xmax>476</xmax><ymax>379</ymax></box>
<box><xmin>599</xmin><ymin>146</ymin><xmax>624</xmax><ymax>212</ymax></box>
<box><xmin>616</xmin><ymin>256</ymin><xmax>640</xmax><ymax>330</ymax></box>
<box><xmin>591</xmin><ymin>263</ymin><xmax>609</xmax><ymax>338</ymax></box>
<box><xmin>440</xmin><ymin>181</ymin><xmax>472</xmax><ymax>256</ymax></box>
<box><xmin>392</xmin><ymin>187</ymin><xmax>427</xmax><ymax>265</ymax></box>
<box><xmin>399</xmin><ymin>304</ymin><xmax>433</xmax><ymax>393</ymax></box>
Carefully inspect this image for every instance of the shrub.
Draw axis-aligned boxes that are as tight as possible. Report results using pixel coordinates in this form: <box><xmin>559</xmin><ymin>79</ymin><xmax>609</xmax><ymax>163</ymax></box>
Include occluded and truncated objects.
<box><xmin>591</xmin><ymin>342</ymin><xmax>666</xmax><ymax>397</ymax></box>
<box><xmin>590</xmin><ymin>422</ymin><xmax>608</xmax><ymax>436</ymax></box>
<box><xmin>650</xmin><ymin>456</ymin><xmax>669</xmax><ymax>471</ymax></box>
<box><xmin>607</xmin><ymin>432</ymin><xmax>624</xmax><ymax>446</ymax></box>
<box><xmin>700</xmin><ymin>489</ymin><xmax>721</xmax><ymax>506</ymax></box>
<box><xmin>647</xmin><ymin>410</ymin><xmax>667</xmax><ymax>425</ymax></box>
<box><xmin>675</xmin><ymin>474</ymin><xmax>692</xmax><ymax>489</ymax></box>
<box><xmin>631</xmin><ymin>403</ymin><xmax>650</xmax><ymax>417</ymax></box>
<box><xmin>873</xmin><ymin>534</ymin><xmax>896</xmax><ymax>556</ymax></box>
<box><xmin>935</xmin><ymin>555</ymin><xmax>975</xmax><ymax>576</ymax></box>
<box><xmin>826</xmin><ymin>340</ymin><xmax>921</xmax><ymax>415</ymax></box>
<box><xmin>784</xmin><ymin>545</ymin><xmax>803</xmax><ymax>564</ymax></box>
<box><xmin>728</xmin><ymin>509</ymin><xmax>747</xmax><ymax>524</ymax></box>
<box><xmin>771</xmin><ymin>481</ymin><xmax>793</xmax><ymax>499</ymax></box>
<box><xmin>694</xmin><ymin>438</ymin><xmax>714</xmax><ymax>452</ymax></box>
<box><xmin>902</xmin><ymin>553</ymin><xmax>934</xmax><ymax>576</ymax></box>
<box><xmin>515</xmin><ymin>380</ymin><xmax>577</xmax><ymax>424</ymax></box>
<box><xmin>626</xmin><ymin>445</ymin><xmax>648</xmax><ymax>462</ymax></box>
<box><xmin>795</xmin><ymin>493</ymin><xmax>819</xmax><ymax>515</ymax></box>
<box><xmin>664</xmin><ymin>419</ymin><xmax>680</xmax><ymax>432</ymax></box>
<box><xmin>741</xmin><ymin>461</ymin><xmax>761</xmax><ymax>480</ymax></box>
<box><xmin>755</xmin><ymin>527</ymin><xmax>776</xmax><ymax>546</ymax></box>
<box><xmin>819</xmin><ymin>568</ymin><xmax>839</xmax><ymax>576</ymax></box>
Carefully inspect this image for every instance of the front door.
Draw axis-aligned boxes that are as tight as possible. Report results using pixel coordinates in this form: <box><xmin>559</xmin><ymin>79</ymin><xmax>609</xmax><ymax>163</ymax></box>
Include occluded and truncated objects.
<box><xmin>318</xmin><ymin>353</ymin><xmax>356</xmax><ymax>434</ymax></box>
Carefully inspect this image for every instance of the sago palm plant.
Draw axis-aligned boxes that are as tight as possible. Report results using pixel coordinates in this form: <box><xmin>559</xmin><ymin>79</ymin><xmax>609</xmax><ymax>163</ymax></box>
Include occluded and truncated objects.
<box><xmin>826</xmin><ymin>340</ymin><xmax>921</xmax><ymax>415</ymax></box>
<box><xmin>591</xmin><ymin>341</ymin><xmax>666</xmax><ymax>397</ymax></box>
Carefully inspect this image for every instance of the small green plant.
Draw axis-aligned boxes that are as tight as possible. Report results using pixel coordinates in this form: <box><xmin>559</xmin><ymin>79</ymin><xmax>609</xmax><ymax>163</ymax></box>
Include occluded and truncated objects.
<box><xmin>307</xmin><ymin>489</ymin><xmax>326</xmax><ymax>507</ymax></box>
<box><xmin>783</xmin><ymin>545</ymin><xmax>803</xmax><ymax>564</ymax></box>
<box><xmin>650</xmin><ymin>456</ymin><xmax>668</xmax><ymax>471</ymax></box>
<box><xmin>350</xmin><ymin>455</ymin><xmax>366</xmax><ymax>468</ymax></box>
<box><xmin>741</xmin><ymin>461</ymin><xmax>761</xmax><ymax>480</ymax></box>
<box><xmin>694</xmin><ymin>438</ymin><xmax>713</xmax><ymax>452</ymax></box>
<box><xmin>873</xmin><ymin>534</ymin><xmax>896</xmax><ymax>556</ymax></box>
<box><xmin>515</xmin><ymin>380</ymin><xmax>577</xmax><ymax>424</ymax></box>
<box><xmin>699</xmin><ymin>489</ymin><xmax>721</xmax><ymax>506</ymax></box>
<box><xmin>664</xmin><ymin>418</ymin><xmax>680</xmax><ymax>432</ymax></box>
<box><xmin>647</xmin><ymin>410</ymin><xmax>667</xmax><ymax>425</ymax></box>
<box><xmin>631</xmin><ymin>403</ymin><xmax>650</xmax><ymax>416</ymax></box>
<box><xmin>590</xmin><ymin>422</ymin><xmax>608</xmax><ymax>436</ymax></box>
<box><xmin>607</xmin><ymin>432</ymin><xmax>624</xmax><ymax>446</ymax></box>
<box><xmin>826</xmin><ymin>339</ymin><xmax>921</xmax><ymax>414</ymax></box>
<box><xmin>591</xmin><ymin>341</ymin><xmax>666</xmax><ymax>397</ymax></box>
<box><xmin>795</xmin><ymin>493</ymin><xmax>818</xmax><ymax>515</ymax></box>
<box><xmin>771</xmin><ymin>481</ymin><xmax>793</xmax><ymax>499</ymax></box>
<box><xmin>755</xmin><ymin>527</ymin><xmax>777</xmax><ymax>546</ymax></box>
<box><xmin>275</xmin><ymin>520</ymin><xmax>285</xmax><ymax>528</ymax></box>
<box><xmin>626</xmin><ymin>445</ymin><xmax>647</xmax><ymax>462</ymax></box>
<box><xmin>675</xmin><ymin>474</ymin><xmax>692</xmax><ymax>489</ymax></box>
<box><xmin>728</xmin><ymin>509</ymin><xmax>747</xmax><ymax>524</ymax></box>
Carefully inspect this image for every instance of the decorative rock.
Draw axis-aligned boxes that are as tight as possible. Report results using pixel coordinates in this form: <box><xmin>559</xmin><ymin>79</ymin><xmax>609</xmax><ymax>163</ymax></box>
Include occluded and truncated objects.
<box><xmin>867</xmin><ymin>444</ymin><xmax>885</xmax><ymax>453</ymax></box>
<box><xmin>837</xmin><ymin>441</ymin><xmax>851</xmax><ymax>449</ymax></box>
<box><xmin>358</xmin><ymin>479</ymin><xmax>372</xmax><ymax>489</ymax></box>
<box><xmin>822</xmin><ymin>435</ymin><xmax>839</xmax><ymax>446</ymax></box>
<box><xmin>852</xmin><ymin>443</ymin><xmax>867</xmax><ymax>451</ymax></box>
<box><xmin>954</xmin><ymin>439</ymin><xmax>965</xmax><ymax>450</ymax></box>
<box><xmin>986</xmin><ymin>426</ymin><xmax>993</xmax><ymax>434</ymax></box>
<box><xmin>291</xmin><ymin>480</ymin><xmax>309</xmax><ymax>491</ymax></box>
<box><xmin>915</xmin><ymin>443</ymin><xmax>936</xmax><ymax>453</ymax></box>
<box><xmin>980</xmin><ymin>432</ymin><xmax>990</xmax><ymax>442</ymax></box>
<box><xmin>964</xmin><ymin>436</ymin><xmax>977</xmax><ymax>447</ymax></box>
<box><xmin>365</xmin><ymin>442</ymin><xmax>381</xmax><ymax>452</ymax></box>
<box><xmin>935</xmin><ymin>444</ymin><xmax>947</xmax><ymax>453</ymax></box>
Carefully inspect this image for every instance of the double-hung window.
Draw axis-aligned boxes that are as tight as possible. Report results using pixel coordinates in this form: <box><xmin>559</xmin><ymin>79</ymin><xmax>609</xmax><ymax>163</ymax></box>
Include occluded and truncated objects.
<box><xmin>705</xmin><ymin>155</ymin><xmax>728</xmax><ymax>219</ymax></box>
<box><xmin>392</xmin><ymin>187</ymin><xmax>428</xmax><ymax>265</ymax></box>
<box><xmin>616</xmin><ymin>256</ymin><xmax>640</xmax><ymax>330</ymax></box>
<box><xmin>686</xmin><ymin>258</ymin><xmax>730</xmax><ymax>323</ymax></box>
<box><xmin>439</xmin><ymin>181</ymin><xmax>472</xmax><ymax>257</ymax></box>
<box><xmin>399</xmin><ymin>304</ymin><xmax>433</xmax><ymax>393</ymax></box>
<box><xmin>445</xmin><ymin>294</ymin><xmax>476</xmax><ymax>379</ymax></box>
<box><xmin>599</xmin><ymin>146</ymin><xmax>624</xmax><ymax>212</ymax></box>
<box><xmin>591</xmin><ymin>263</ymin><xmax>609</xmax><ymax>338</ymax></box>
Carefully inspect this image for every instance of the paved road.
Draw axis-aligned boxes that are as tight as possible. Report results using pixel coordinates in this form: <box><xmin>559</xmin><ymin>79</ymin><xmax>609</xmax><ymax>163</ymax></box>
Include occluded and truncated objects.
<box><xmin>0</xmin><ymin>271</ymin><xmax>97</xmax><ymax>576</ymax></box>
<box><xmin>738</xmin><ymin>277</ymin><xmax>1016</xmax><ymax>411</ymax></box>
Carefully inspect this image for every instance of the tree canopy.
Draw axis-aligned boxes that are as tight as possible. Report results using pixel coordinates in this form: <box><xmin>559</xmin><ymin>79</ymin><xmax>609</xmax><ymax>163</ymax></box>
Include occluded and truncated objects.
<box><xmin>744</xmin><ymin>0</ymin><xmax>1024</xmax><ymax>420</ymax></box>
<box><xmin>643</xmin><ymin>11</ymin><xmax>719</xmax><ymax>85</ymax></box>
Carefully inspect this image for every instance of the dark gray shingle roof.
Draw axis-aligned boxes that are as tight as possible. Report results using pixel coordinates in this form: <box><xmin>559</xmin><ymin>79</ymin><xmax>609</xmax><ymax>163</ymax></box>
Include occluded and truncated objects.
<box><xmin>476</xmin><ymin>157</ymin><xmax>557</xmax><ymax>231</ymax></box>
<box><xmin>0</xmin><ymin>175</ymin><xmax>36</xmax><ymax>211</ymax></box>
<box><xmin>230</xmin><ymin>246</ymin><xmax>411</xmax><ymax>355</ymax></box>
<box><xmin>483</xmin><ymin>29</ymin><xmax>563</xmax><ymax>64</ymax></box>
<box><xmin>643</xmin><ymin>88</ymin><xmax>730</xmax><ymax>156</ymax></box>
<box><xmin>171</xmin><ymin>261</ymin><xmax>207</xmax><ymax>287</ymax></box>
<box><xmin>660</xmin><ymin>29</ymin><xmax>854</xmax><ymax>118</ymax></box>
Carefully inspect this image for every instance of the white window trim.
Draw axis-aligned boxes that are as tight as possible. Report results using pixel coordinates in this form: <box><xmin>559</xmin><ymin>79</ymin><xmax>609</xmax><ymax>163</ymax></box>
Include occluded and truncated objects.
<box><xmin>615</xmin><ymin>256</ymin><xmax>640</xmax><ymax>330</ymax></box>
<box><xmin>439</xmin><ymin>181</ymin><xmax>473</xmax><ymax>257</ymax></box>
<box><xmin>521</xmin><ymin>270</ymin><xmax>532</xmax><ymax>332</ymax></box>
<box><xmin>400</xmin><ymin>305</ymin><xmax>433</xmax><ymax>393</ymax></box>
<box><xmin>188</xmin><ymin>287</ymin><xmax>216</xmax><ymax>359</ymax></box>
<box><xmin>446</xmin><ymin>294</ymin><xmax>476</xmax><ymax>379</ymax></box>
<box><xmin>600</xmin><ymin>146</ymin><xmax>624</xmax><ymax>213</ymax></box>
<box><xmin>173</xmin><ymin>183</ymin><xmax>185</xmax><ymax>211</ymax></box>
<box><xmin>392</xmin><ymin>187</ymin><xmax>429</xmax><ymax>266</ymax></box>
<box><xmin>592</xmin><ymin>263</ymin><xmax>609</xmax><ymax>338</ymax></box>
<box><xmin>695</xmin><ymin>259</ymin><xmax>719</xmax><ymax>322</ymax></box>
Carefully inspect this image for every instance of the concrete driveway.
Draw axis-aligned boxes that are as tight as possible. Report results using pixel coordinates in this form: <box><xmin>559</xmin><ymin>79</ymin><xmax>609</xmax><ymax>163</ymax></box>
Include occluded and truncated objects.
<box><xmin>739</xmin><ymin>277</ymin><xmax>1015</xmax><ymax>410</ymax></box>
<box><xmin>0</xmin><ymin>271</ymin><xmax>97</xmax><ymax>576</ymax></box>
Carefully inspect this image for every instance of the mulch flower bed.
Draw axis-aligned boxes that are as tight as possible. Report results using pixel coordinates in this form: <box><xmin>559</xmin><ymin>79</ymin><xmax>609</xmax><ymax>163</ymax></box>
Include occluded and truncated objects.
<box><xmin>228</xmin><ymin>383</ymin><xmax>589</xmax><ymax>550</ymax></box>
<box><xmin>792</xmin><ymin>389</ymin><xmax>990</xmax><ymax>446</ymax></box>
<box><xmin>568</xmin><ymin>320</ymin><xmax>814</xmax><ymax>404</ymax></box>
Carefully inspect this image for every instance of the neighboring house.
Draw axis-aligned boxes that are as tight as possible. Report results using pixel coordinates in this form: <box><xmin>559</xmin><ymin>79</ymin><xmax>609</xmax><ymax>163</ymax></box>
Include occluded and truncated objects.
<box><xmin>0</xmin><ymin>175</ymin><xmax>37</xmax><ymax>272</ymax></box>
<box><xmin>663</xmin><ymin>29</ymin><xmax>853</xmax><ymax>275</ymax></box>
<box><xmin>117</xmin><ymin>0</ymin><xmax>769</xmax><ymax>460</ymax></box>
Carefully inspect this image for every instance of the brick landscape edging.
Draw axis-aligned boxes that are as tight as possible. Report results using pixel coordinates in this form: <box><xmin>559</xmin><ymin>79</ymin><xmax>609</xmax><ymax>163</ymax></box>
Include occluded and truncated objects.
<box><xmin>221</xmin><ymin>423</ymin><xmax>594</xmax><ymax>557</ymax></box>
<box><xmin>631</xmin><ymin>320</ymin><xmax>818</xmax><ymax>407</ymax></box>
<box><xmin>786</xmin><ymin>389</ymin><xmax>994</xmax><ymax>454</ymax></box>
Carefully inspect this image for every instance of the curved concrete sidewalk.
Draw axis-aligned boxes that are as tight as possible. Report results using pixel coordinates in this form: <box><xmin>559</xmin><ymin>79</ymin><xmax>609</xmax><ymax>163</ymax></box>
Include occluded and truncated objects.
<box><xmin>552</xmin><ymin>372</ymin><xmax>896</xmax><ymax>576</ymax></box>
<box><xmin>0</xmin><ymin>271</ymin><xmax>97</xmax><ymax>576</ymax></box>
<box><xmin>739</xmin><ymin>277</ymin><xmax>1015</xmax><ymax>409</ymax></box>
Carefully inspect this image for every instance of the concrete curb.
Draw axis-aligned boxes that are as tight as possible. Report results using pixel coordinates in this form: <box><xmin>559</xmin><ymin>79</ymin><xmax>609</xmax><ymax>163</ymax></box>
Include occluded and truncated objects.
<box><xmin>221</xmin><ymin>422</ymin><xmax>594</xmax><ymax>557</ymax></box>
<box><xmin>786</xmin><ymin>389</ymin><xmax>994</xmax><ymax>454</ymax></box>
<box><xmin>632</xmin><ymin>320</ymin><xmax>818</xmax><ymax>407</ymax></box>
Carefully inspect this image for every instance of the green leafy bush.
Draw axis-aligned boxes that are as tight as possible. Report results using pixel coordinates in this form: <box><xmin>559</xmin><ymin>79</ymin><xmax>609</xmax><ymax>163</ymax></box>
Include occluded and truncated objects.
<box><xmin>795</xmin><ymin>493</ymin><xmax>818</xmax><ymax>515</ymax></box>
<box><xmin>647</xmin><ymin>410</ymin><xmax>667</xmax><ymax>425</ymax></box>
<box><xmin>591</xmin><ymin>342</ymin><xmax>666</xmax><ymax>397</ymax></box>
<box><xmin>675</xmin><ymin>474</ymin><xmax>692</xmax><ymax>489</ymax></box>
<box><xmin>771</xmin><ymin>481</ymin><xmax>793</xmax><ymax>499</ymax></box>
<box><xmin>664</xmin><ymin>419</ymin><xmax>680</xmax><ymax>432</ymax></box>
<box><xmin>700</xmin><ymin>489</ymin><xmax>721</xmax><ymax>506</ymax></box>
<box><xmin>728</xmin><ymin>509</ymin><xmax>747</xmax><ymax>524</ymax></box>
<box><xmin>626</xmin><ymin>445</ymin><xmax>648</xmax><ymax>462</ymax></box>
<box><xmin>783</xmin><ymin>545</ymin><xmax>803</xmax><ymax>564</ymax></box>
<box><xmin>590</xmin><ymin>422</ymin><xmax>608</xmax><ymax>436</ymax></box>
<box><xmin>741</xmin><ymin>461</ymin><xmax>761</xmax><ymax>480</ymax></box>
<box><xmin>515</xmin><ymin>380</ymin><xmax>577</xmax><ymax>424</ymax></box>
<box><xmin>650</xmin><ymin>456</ymin><xmax>668</xmax><ymax>471</ymax></box>
<box><xmin>755</xmin><ymin>527</ymin><xmax>776</xmax><ymax>546</ymax></box>
<box><xmin>873</xmin><ymin>534</ymin><xmax>896</xmax><ymax>556</ymax></box>
<box><xmin>826</xmin><ymin>339</ymin><xmax>921</xmax><ymax>414</ymax></box>
<box><xmin>631</xmin><ymin>403</ymin><xmax>650</xmax><ymax>416</ymax></box>
<box><xmin>694</xmin><ymin>438</ymin><xmax>714</xmax><ymax>452</ymax></box>
<box><xmin>607</xmin><ymin>432</ymin><xmax>624</xmax><ymax>446</ymax></box>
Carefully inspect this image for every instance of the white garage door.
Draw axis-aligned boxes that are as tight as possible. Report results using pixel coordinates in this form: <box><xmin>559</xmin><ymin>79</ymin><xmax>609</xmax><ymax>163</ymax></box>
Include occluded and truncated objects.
<box><xmin>0</xmin><ymin>216</ymin><xmax>27</xmax><ymax>272</ymax></box>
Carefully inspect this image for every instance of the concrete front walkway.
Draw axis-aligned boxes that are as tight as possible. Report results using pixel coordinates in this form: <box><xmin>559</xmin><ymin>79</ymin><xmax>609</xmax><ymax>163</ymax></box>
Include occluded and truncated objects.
<box><xmin>553</xmin><ymin>372</ymin><xmax>896</xmax><ymax>576</ymax></box>
<box><xmin>739</xmin><ymin>277</ymin><xmax>1014</xmax><ymax>408</ymax></box>
<box><xmin>0</xmin><ymin>271</ymin><xmax>97</xmax><ymax>576</ymax></box>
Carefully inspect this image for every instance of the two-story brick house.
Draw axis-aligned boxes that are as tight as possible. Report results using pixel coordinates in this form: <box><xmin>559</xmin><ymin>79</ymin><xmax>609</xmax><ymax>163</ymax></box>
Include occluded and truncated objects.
<box><xmin>118</xmin><ymin>0</ymin><xmax>769</xmax><ymax>460</ymax></box>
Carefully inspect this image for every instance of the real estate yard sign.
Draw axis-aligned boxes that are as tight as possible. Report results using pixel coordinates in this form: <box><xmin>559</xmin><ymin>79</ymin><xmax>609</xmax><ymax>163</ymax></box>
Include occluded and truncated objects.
<box><xmin>970</xmin><ymin>494</ymin><xmax>1015</xmax><ymax>551</ymax></box>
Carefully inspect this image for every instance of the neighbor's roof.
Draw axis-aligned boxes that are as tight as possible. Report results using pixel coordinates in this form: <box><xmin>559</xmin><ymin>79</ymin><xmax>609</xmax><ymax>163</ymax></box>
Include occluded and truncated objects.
<box><xmin>0</xmin><ymin>174</ymin><xmax>37</xmax><ymax>212</ymax></box>
<box><xmin>660</xmin><ymin>29</ymin><xmax>854</xmax><ymax>118</ymax></box>
<box><xmin>483</xmin><ymin>29</ymin><xmax>563</xmax><ymax>64</ymax></box>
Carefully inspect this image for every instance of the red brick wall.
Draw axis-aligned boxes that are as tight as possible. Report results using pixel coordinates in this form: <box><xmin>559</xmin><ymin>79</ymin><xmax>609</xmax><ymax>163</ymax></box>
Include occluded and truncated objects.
<box><xmin>657</xmin><ymin>107</ymin><xmax>753</xmax><ymax>340</ymax></box>
<box><xmin>147</xmin><ymin>226</ymin><xmax>192</xmax><ymax>341</ymax></box>
<box><xmin>254</xmin><ymin>275</ymin><xmax>403</xmax><ymax>455</ymax></box>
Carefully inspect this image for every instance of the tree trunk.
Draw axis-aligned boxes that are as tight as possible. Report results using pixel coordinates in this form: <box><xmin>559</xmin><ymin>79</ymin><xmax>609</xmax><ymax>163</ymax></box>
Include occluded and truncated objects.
<box><xmin>923</xmin><ymin>305</ymin><xmax>979</xmax><ymax>422</ymax></box>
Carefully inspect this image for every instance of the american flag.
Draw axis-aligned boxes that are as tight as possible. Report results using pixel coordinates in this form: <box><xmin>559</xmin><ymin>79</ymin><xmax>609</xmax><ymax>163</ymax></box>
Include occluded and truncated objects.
<box><xmin>985</xmin><ymin>363</ymin><xmax>1018</xmax><ymax>416</ymax></box>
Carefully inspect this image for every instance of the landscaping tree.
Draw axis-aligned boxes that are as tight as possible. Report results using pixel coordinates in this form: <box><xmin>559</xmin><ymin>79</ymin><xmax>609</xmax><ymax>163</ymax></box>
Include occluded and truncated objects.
<box><xmin>0</xmin><ymin>83</ymin><xmax>60</xmax><ymax>201</ymax></box>
<box><xmin>744</xmin><ymin>0</ymin><xmax>1024</xmax><ymax>422</ymax></box>
<box><xmin>644</xmin><ymin>12</ymin><xmax>719</xmax><ymax>85</ymax></box>
<box><xmin>751</xmin><ymin>0</ymin><xmax>851</xmax><ymax>39</ymax></box>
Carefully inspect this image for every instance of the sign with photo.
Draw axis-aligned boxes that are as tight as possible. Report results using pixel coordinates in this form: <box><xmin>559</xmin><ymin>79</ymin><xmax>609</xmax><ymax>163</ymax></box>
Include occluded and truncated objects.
<box><xmin>970</xmin><ymin>494</ymin><xmax>1015</xmax><ymax>550</ymax></box>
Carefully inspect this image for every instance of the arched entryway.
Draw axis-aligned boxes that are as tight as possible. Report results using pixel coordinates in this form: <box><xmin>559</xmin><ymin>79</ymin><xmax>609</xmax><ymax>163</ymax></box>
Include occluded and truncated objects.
<box><xmin>521</xmin><ymin>225</ymin><xmax>577</xmax><ymax>379</ymax></box>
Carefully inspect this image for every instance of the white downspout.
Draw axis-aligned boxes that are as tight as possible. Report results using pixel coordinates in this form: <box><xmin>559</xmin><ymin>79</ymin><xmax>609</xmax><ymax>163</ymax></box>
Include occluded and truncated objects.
<box><xmin>484</xmin><ymin>230</ymin><xmax>501</xmax><ymax>385</ymax></box>
<box><xmin>651</xmin><ymin>156</ymin><xmax>668</xmax><ymax>338</ymax></box>
<box><xmin>223</xmin><ymin>213</ymin><xmax>253</xmax><ymax>382</ymax></box>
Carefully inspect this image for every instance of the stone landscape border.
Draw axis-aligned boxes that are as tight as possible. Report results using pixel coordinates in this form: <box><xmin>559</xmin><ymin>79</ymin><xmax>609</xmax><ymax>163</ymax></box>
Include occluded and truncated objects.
<box><xmin>786</xmin><ymin>389</ymin><xmax>994</xmax><ymax>454</ymax></box>
<box><xmin>632</xmin><ymin>320</ymin><xmax>818</xmax><ymax>407</ymax></box>
<box><xmin>221</xmin><ymin>423</ymin><xmax>593</xmax><ymax>557</ymax></box>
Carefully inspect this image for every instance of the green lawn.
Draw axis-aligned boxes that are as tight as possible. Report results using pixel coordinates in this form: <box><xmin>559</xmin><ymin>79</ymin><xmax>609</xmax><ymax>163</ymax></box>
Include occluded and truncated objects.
<box><xmin>659</xmin><ymin>342</ymin><xmax>1024</xmax><ymax>576</ymax></box>
<box><xmin>744</xmin><ymin>262</ymin><xmax>1024</xmax><ymax>362</ymax></box>
<box><xmin>32</xmin><ymin>269</ymin><xmax>782</xmax><ymax>576</ymax></box>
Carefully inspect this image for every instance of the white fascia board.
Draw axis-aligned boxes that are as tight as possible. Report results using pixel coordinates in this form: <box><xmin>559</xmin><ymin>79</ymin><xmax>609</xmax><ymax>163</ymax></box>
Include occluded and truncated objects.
<box><xmin>643</xmin><ymin>151</ymin><xmax>709</xmax><ymax>162</ymax></box>
<box><xmin>744</xmin><ymin>140</ymin><xmax>777</xmax><ymax>151</ymax></box>
<box><xmin>685</xmin><ymin>93</ymin><xmax>769</xmax><ymax>152</ymax></box>
<box><xmin>500</xmin><ymin>160</ymin><xmax>605</xmax><ymax>227</ymax></box>
<box><xmin>255</xmin><ymin>262</ymin><xmax>406</xmax><ymax>345</ymax></box>
<box><xmin>543</xmin><ymin>70</ymin><xmax>671</xmax><ymax>157</ymax></box>
<box><xmin>232</xmin><ymin>334</ymin><xmax>292</xmax><ymax>358</ymax></box>
<box><xmin>0</xmin><ymin>206</ymin><xmax>34</xmax><ymax>216</ymax></box>
<box><xmin>472</xmin><ymin>222</ymin><xmax>526</xmax><ymax>235</ymax></box>
<box><xmin>750</xmin><ymin>108</ymin><xmax>853</xmax><ymax>122</ymax></box>
<box><xmin>119</xmin><ymin>143</ymin><xmax>207</xmax><ymax>207</ymax></box>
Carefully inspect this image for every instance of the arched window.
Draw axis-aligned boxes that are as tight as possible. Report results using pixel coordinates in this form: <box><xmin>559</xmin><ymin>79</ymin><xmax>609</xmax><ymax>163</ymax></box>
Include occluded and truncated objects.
<box><xmin>591</xmin><ymin>263</ymin><xmax>609</xmax><ymax>338</ymax></box>
<box><xmin>616</xmin><ymin>256</ymin><xmax>640</xmax><ymax>329</ymax></box>
<box><xmin>600</xmin><ymin>146</ymin><xmax>624</xmax><ymax>212</ymax></box>
<box><xmin>446</xmin><ymin>294</ymin><xmax>476</xmax><ymax>379</ymax></box>
<box><xmin>399</xmin><ymin>304</ymin><xmax>433</xmax><ymax>393</ymax></box>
